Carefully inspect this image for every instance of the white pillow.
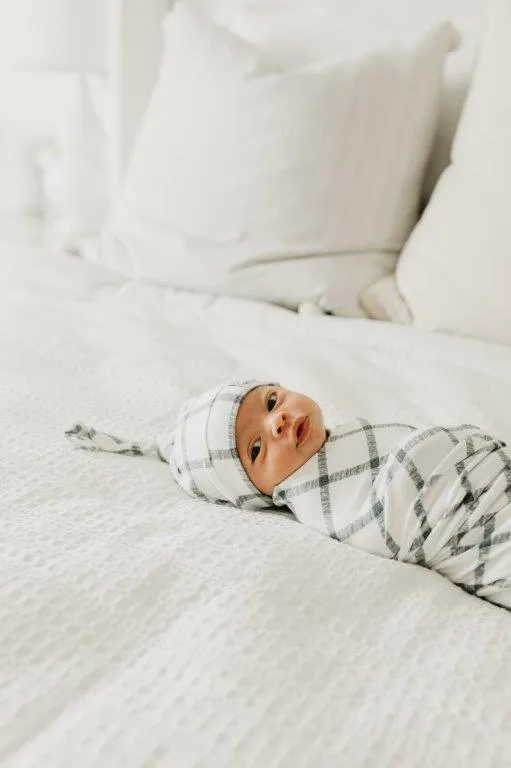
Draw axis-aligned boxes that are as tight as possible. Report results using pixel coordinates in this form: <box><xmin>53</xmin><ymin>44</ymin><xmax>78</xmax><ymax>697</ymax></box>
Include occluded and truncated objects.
<box><xmin>373</xmin><ymin>0</ymin><xmax>511</xmax><ymax>345</ymax></box>
<box><xmin>201</xmin><ymin>0</ymin><xmax>485</xmax><ymax>203</ymax></box>
<box><xmin>98</xmin><ymin>2</ymin><xmax>456</xmax><ymax>316</ymax></box>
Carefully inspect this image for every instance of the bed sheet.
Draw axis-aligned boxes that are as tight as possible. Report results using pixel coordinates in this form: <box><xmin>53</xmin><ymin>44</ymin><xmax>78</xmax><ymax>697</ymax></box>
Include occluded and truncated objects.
<box><xmin>2</xmin><ymin>243</ymin><xmax>511</xmax><ymax>767</ymax></box>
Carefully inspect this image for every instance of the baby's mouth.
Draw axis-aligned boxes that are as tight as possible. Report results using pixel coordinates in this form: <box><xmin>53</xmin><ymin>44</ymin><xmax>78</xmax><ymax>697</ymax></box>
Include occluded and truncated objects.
<box><xmin>295</xmin><ymin>416</ymin><xmax>309</xmax><ymax>446</ymax></box>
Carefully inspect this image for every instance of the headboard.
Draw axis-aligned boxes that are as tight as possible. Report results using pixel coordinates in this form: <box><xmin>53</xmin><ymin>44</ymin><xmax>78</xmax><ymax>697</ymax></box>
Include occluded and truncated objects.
<box><xmin>109</xmin><ymin>0</ymin><xmax>171</xmax><ymax>189</ymax></box>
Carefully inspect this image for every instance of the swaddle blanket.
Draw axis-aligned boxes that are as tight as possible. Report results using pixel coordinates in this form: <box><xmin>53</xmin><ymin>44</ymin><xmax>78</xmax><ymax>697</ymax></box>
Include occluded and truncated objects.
<box><xmin>274</xmin><ymin>419</ymin><xmax>511</xmax><ymax>610</ymax></box>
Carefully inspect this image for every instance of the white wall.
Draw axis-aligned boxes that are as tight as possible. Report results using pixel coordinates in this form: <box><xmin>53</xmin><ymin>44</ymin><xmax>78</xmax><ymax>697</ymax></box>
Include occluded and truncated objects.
<box><xmin>0</xmin><ymin>71</ymin><xmax>76</xmax><ymax>215</ymax></box>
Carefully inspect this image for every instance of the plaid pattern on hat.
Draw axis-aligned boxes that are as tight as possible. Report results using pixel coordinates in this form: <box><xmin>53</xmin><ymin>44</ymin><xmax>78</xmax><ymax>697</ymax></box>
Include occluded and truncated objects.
<box><xmin>161</xmin><ymin>380</ymin><xmax>275</xmax><ymax>510</ymax></box>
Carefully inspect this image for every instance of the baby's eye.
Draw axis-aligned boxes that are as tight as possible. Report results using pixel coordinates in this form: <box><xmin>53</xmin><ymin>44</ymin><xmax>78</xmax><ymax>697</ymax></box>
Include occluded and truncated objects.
<box><xmin>250</xmin><ymin>439</ymin><xmax>261</xmax><ymax>463</ymax></box>
<box><xmin>267</xmin><ymin>392</ymin><xmax>277</xmax><ymax>412</ymax></box>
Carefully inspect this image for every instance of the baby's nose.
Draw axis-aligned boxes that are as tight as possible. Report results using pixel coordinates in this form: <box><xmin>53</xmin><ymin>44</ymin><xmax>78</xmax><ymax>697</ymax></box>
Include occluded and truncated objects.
<box><xmin>270</xmin><ymin>411</ymin><xmax>287</xmax><ymax>438</ymax></box>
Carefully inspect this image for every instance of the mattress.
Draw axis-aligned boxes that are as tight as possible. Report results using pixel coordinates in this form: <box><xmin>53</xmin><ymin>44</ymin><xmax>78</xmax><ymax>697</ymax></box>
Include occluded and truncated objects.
<box><xmin>1</xmin><ymin>243</ymin><xmax>511</xmax><ymax>767</ymax></box>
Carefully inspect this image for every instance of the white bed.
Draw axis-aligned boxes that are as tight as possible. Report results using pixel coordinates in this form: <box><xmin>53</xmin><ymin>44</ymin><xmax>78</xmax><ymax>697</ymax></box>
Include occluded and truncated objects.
<box><xmin>2</xmin><ymin>1</ymin><xmax>511</xmax><ymax>766</ymax></box>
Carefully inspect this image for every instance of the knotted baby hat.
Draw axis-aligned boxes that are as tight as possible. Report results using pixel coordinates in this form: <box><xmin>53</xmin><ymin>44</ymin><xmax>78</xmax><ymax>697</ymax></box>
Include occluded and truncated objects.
<box><xmin>65</xmin><ymin>379</ymin><xmax>275</xmax><ymax>510</ymax></box>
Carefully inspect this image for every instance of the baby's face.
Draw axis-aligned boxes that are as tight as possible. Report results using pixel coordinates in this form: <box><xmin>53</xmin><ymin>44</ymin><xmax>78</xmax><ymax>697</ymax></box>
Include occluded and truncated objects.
<box><xmin>235</xmin><ymin>385</ymin><xmax>327</xmax><ymax>496</ymax></box>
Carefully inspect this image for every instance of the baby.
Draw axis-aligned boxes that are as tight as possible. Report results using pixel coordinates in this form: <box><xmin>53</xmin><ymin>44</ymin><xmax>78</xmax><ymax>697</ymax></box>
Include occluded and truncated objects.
<box><xmin>67</xmin><ymin>379</ymin><xmax>511</xmax><ymax>611</ymax></box>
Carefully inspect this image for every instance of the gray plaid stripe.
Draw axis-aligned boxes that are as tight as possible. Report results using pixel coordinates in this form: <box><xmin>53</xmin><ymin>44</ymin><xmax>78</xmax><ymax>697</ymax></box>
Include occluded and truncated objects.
<box><xmin>472</xmin><ymin>448</ymin><xmax>511</xmax><ymax>591</ymax></box>
<box><xmin>318</xmin><ymin>444</ymin><xmax>335</xmax><ymax>537</ymax></box>
<box><xmin>443</xmin><ymin>440</ymin><xmax>508</xmax><ymax>559</ymax></box>
<box><xmin>175</xmin><ymin>456</ymin><xmax>213</xmax><ymax>472</ymax></box>
<box><xmin>486</xmin><ymin>531</ymin><xmax>511</xmax><ymax>547</ymax></box>
<box><xmin>474</xmin><ymin>515</ymin><xmax>495</xmax><ymax>584</ymax></box>
<box><xmin>177</xmin><ymin>392</ymin><xmax>241</xmax><ymax>429</ymax></box>
<box><xmin>329</xmin><ymin>422</ymin><xmax>481</xmax><ymax>444</ymax></box>
<box><xmin>393</xmin><ymin>449</ymin><xmax>424</xmax><ymax>490</ymax></box>
<box><xmin>392</xmin><ymin>448</ymin><xmax>431</xmax><ymax>564</ymax></box>
<box><xmin>461</xmin><ymin>574</ymin><xmax>511</xmax><ymax>598</ymax></box>
<box><xmin>361</xmin><ymin>419</ymin><xmax>379</xmax><ymax>482</ymax></box>
<box><xmin>335</xmin><ymin>503</ymin><xmax>384</xmax><ymax>543</ymax></box>
<box><xmin>210</xmin><ymin>448</ymin><xmax>239</xmax><ymax>461</ymax></box>
<box><xmin>447</xmin><ymin>520</ymin><xmax>511</xmax><ymax>559</ymax></box>
<box><xmin>373</xmin><ymin>426</ymin><xmax>451</xmax><ymax>558</ymax></box>
<box><xmin>497</xmin><ymin>447</ymin><xmax>511</xmax><ymax>501</ymax></box>
<box><xmin>235</xmin><ymin>489</ymin><xmax>268</xmax><ymax>507</ymax></box>
<box><xmin>277</xmin><ymin>456</ymin><xmax>387</xmax><ymax>501</ymax></box>
<box><xmin>179</xmin><ymin>399</ymin><xmax>210</xmax><ymax>503</ymax></box>
<box><xmin>329</xmin><ymin>422</ymin><xmax>415</xmax><ymax>442</ymax></box>
<box><xmin>359</xmin><ymin>418</ymin><xmax>400</xmax><ymax>555</ymax></box>
<box><xmin>445</xmin><ymin>461</ymin><xmax>477</xmax><ymax>556</ymax></box>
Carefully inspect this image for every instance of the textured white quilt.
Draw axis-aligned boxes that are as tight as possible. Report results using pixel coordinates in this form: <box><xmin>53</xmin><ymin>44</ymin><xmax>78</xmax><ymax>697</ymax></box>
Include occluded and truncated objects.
<box><xmin>2</xmin><ymin>244</ymin><xmax>511</xmax><ymax>767</ymax></box>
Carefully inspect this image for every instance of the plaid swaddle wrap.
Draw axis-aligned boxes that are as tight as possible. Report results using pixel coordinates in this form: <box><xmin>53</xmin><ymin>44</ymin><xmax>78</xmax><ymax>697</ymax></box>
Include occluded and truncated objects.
<box><xmin>66</xmin><ymin>380</ymin><xmax>274</xmax><ymax>510</ymax></box>
<box><xmin>274</xmin><ymin>418</ymin><xmax>511</xmax><ymax>611</ymax></box>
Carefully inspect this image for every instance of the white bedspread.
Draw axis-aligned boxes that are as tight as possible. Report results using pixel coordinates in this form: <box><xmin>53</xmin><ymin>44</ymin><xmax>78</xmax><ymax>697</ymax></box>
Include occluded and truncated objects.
<box><xmin>2</xmin><ymin>244</ymin><xmax>511</xmax><ymax>767</ymax></box>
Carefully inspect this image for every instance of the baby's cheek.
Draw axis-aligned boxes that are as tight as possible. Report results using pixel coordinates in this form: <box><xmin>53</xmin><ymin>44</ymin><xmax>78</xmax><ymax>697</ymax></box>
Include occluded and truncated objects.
<box><xmin>271</xmin><ymin>451</ymin><xmax>296</xmax><ymax>487</ymax></box>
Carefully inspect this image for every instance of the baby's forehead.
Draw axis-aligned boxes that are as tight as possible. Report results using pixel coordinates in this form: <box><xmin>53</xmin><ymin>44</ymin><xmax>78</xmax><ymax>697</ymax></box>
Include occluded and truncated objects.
<box><xmin>238</xmin><ymin>384</ymin><xmax>265</xmax><ymax>411</ymax></box>
<box><xmin>236</xmin><ymin>385</ymin><xmax>267</xmax><ymax>432</ymax></box>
